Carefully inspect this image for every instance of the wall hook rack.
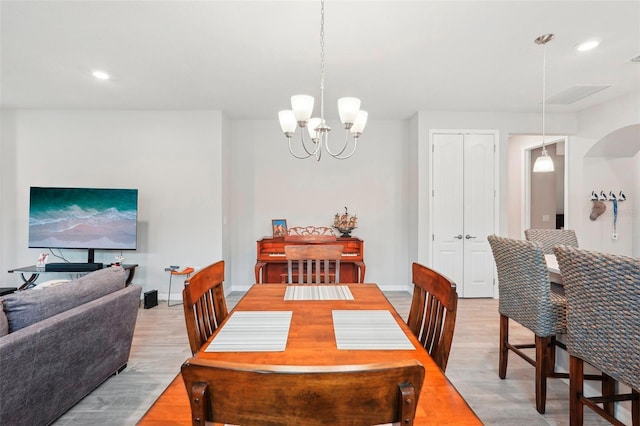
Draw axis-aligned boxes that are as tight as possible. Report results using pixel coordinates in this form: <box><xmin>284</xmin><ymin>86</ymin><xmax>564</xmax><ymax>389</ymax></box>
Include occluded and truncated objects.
<box><xmin>590</xmin><ymin>190</ymin><xmax>626</xmax><ymax>202</ymax></box>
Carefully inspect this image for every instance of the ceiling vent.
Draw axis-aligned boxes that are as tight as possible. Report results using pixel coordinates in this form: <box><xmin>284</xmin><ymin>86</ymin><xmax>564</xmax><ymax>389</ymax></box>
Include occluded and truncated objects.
<box><xmin>630</xmin><ymin>54</ymin><xmax>640</xmax><ymax>63</ymax></box>
<box><xmin>546</xmin><ymin>84</ymin><xmax>611</xmax><ymax>105</ymax></box>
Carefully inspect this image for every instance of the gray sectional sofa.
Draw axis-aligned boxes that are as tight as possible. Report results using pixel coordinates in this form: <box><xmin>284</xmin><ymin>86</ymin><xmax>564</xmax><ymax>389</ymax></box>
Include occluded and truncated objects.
<box><xmin>0</xmin><ymin>266</ymin><xmax>141</xmax><ymax>425</ymax></box>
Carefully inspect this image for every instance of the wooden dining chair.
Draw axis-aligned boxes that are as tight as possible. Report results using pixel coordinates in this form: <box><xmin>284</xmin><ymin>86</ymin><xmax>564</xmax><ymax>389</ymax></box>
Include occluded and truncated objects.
<box><xmin>181</xmin><ymin>358</ymin><xmax>425</xmax><ymax>426</ymax></box>
<box><xmin>407</xmin><ymin>262</ymin><xmax>458</xmax><ymax>372</ymax></box>
<box><xmin>488</xmin><ymin>235</ymin><xmax>570</xmax><ymax>414</ymax></box>
<box><xmin>182</xmin><ymin>260</ymin><xmax>228</xmax><ymax>355</ymax></box>
<box><xmin>283</xmin><ymin>244</ymin><xmax>343</xmax><ymax>284</ymax></box>
<box><xmin>525</xmin><ymin>228</ymin><xmax>579</xmax><ymax>254</ymax></box>
<box><xmin>553</xmin><ymin>245</ymin><xmax>639</xmax><ymax>426</ymax></box>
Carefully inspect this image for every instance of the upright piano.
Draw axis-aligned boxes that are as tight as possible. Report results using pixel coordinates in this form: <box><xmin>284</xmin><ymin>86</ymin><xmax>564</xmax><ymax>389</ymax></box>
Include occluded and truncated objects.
<box><xmin>255</xmin><ymin>236</ymin><xmax>365</xmax><ymax>283</ymax></box>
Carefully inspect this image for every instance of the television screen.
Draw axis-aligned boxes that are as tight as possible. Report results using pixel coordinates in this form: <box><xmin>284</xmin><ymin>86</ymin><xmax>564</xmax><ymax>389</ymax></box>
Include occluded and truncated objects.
<box><xmin>28</xmin><ymin>187</ymin><xmax>138</xmax><ymax>251</ymax></box>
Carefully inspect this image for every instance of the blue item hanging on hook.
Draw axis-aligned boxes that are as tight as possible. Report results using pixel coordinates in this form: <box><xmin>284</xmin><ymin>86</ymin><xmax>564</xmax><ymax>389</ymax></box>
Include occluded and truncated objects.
<box><xmin>612</xmin><ymin>198</ymin><xmax>618</xmax><ymax>240</ymax></box>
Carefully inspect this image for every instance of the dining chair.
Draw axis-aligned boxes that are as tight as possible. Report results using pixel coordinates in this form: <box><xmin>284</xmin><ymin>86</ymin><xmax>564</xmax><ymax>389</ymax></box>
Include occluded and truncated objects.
<box><xmin>524</xmin><ymin>228</ymin><xmax>579</xmax><ymax>254</ymax></box>
<box><xmin>283</xmin><ymin>244</ymin><xmax>343</xmax><ymax>283</ymax></box>
<box><xmin>488</xmin><ymin>235</ymin><xmax>569</xmax><ymax>414</ymax></box>
<box><xmin>407</xmin><ymin>262</ymin><xmax>458</xmax><ymax>372</ymax></box>
<box><xmin>181</xmin><ymin>358</ymin><xmax>425</xmax><ymax>426</ymax></box>
<box><xmin>553</xmin><ymin>245</ymin><xmax>639</xmax><ymax>426</ymax></box>
<box><xmin>182</xmin><ymin>260</ymin><xmax>228</xmax><ymax>355</ymax></box>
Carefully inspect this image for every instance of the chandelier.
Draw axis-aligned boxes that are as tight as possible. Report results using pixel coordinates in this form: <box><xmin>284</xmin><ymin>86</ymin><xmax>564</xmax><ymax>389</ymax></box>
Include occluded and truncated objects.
<box><xmin>532</xmin><ymin>34</ymin><xmax>555</xmax><ymax>173</ymax></box>
<box><xmin>277</xmin><ymin>0</ymin><xmax>367</xmax><ymax>161</ymax></box>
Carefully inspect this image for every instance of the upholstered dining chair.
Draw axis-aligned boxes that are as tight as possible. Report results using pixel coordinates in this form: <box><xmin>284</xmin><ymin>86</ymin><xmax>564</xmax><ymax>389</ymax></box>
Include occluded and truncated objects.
<box><xmin>181</xmin><ymin>358</ymin><xmax>425</xmax><ymax>426</ymax></box>
<box><xmin>488</xmin><ymin>235</ymin><xmax>569</xmax><ymax>414</ymax></box>
<box><xmin>524</xmin><ymin>228</ymin><xmax>579</xmax><ymax>254</ymax></box>
<box><xmin>283</xmin><ymin>244</ymin><xmax>343</xmax><ymax>284</ymax></box>
<box><xmin>553</xmin><ymin>245</ymin><xmax>639</xmax><ymax>426</ymax></box>
<box><xmin>407</xmin><ymin>262</ymin><xmax>458</xmax><ymax>372</ymax></box>
<box><xmin>182</xmin><ymin>260</ymin><xmax>228</xmax><ymax>355</ymax></box>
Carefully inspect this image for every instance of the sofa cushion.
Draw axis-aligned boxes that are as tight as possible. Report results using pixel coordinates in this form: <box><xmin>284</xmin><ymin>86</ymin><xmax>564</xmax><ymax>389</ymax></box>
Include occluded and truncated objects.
<box><xmin>2</xmin><ymin>266</ymin><xmax>126</xmax><ymax>333</ymax></box>
<box><xmin>0</xmin><ymin>301</ymin><xmax>8</xmax><ymax>337</ymax></box>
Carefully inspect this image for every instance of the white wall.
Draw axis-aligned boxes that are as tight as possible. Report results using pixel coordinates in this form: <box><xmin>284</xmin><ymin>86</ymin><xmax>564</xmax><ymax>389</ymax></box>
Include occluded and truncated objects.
<box><xmin>577</xmin><ymin>156</ymin><xmax>635</xmax><ymax>254</ymax></box>
<box><xmin>1</xmin><ymin>110</ymin><xmax>224</xmax><ymax>299</ymax></box>
<box><xmin>0</xmin><ymin>111</ymin><xmax>19</xmax><ymax>282</ymax></box>
<box><xmin>504</xmin><ymin>91</ymin><xmax>640</xmax><ymax>256</ymax></box>
<box><xmin>569</xmin><ymin>91</ymin><xmax>640</xmax><ymax>255</ymax></box>
<box><xmin>221</xmin><ymin>113</ymin><xmax>233</xmax><ymax>287</ymax></box>
<box><xmin>407</xmin><ymin>113</ymin><xmax>420</xmax><ymax>273</ymax></box>
<box><xmin>228</xmin><ymin>119</ymin><xmax>411</xmax><ymax>291</ymax></box>
<box><xmin>635</xmin><ymin>151</ymin><xmax>640</xmax><ymax>257</ymax></box>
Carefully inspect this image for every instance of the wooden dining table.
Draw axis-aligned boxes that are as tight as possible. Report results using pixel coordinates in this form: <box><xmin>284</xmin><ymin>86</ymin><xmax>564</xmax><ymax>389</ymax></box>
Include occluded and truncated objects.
<box><xmin>137</xmin><ymin>283</ymin><xmax>481</xmax><ymax>425</ymax></box>
<box><xmin>545</xmin><ymin>254</ymin><xmax>563</xmax><ymax>284</ymax></box>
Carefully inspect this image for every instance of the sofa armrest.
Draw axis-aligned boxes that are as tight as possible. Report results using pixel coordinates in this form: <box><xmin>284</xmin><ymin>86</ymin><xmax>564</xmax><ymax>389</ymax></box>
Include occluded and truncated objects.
<box><xmin>0</xmin><ymin>284</ymin><xmax>142</xmax><ymax>426</ymax></box>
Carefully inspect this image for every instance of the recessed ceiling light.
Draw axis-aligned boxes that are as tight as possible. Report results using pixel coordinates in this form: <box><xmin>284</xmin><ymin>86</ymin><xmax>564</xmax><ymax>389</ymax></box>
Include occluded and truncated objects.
<box><xmin>92</xmin><ymin>70</ymin><xmax>111</xmax><ymax>80</ymax></box>
<box><xmin>576</xmin><ymin>40</ymin><xmax>599</xmax><ymax>52</ymax></box>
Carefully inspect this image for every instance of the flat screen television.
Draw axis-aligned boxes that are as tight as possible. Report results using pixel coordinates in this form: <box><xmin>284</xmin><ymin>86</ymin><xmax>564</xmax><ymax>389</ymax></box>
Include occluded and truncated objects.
<box><xmin>28</xmin><ymin>187</ymin><xmax>138</xmax><ymax>262</ymax></box>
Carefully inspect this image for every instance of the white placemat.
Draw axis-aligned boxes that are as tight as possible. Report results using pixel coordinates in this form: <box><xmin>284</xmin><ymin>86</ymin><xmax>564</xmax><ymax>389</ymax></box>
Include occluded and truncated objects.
<box><xmin>204</xmin><ymin>311</ymin><xmax>292</xmax><ymax>352</ymax></box>
<box><xmin>332</xmin><ymin>310</ymin><xmax>416</xmax><ymax>350</ymax></box>
<box><xmin>284</xmin><ymin>285</ymin><xmax>354</xmax><ymax>301</ymax></box>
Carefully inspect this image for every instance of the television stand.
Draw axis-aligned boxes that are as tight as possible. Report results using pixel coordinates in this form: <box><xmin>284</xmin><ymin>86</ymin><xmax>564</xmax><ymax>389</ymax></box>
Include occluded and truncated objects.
<box><xmin>8</xmin><ymin>264</ymin><xmax>139</xmax><ymax>289</ymax></box>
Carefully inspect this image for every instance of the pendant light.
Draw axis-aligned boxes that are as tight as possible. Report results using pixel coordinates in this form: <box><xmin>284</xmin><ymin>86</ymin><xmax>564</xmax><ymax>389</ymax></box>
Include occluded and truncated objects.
<box><xmin>277</xmin><ymin>0</ymin><xmax>367</xmax><ymax>161</ymax></box>
<box><xmin>533</xmin><ymin>34</ymin><xmax>555</xmax><ymax>173</ymax></box>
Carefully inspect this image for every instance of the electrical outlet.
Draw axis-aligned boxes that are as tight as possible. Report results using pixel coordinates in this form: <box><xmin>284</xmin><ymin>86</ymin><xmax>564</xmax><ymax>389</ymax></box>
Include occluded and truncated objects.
<box><xmin>542</xmin><ymin>215</ymin><xmax>550</xmax><ymax>222</ymax></box>
<box><xmin>612</xmin><ymin>233</ymin><xmax>618</xmax><ymax>240</ymax></box>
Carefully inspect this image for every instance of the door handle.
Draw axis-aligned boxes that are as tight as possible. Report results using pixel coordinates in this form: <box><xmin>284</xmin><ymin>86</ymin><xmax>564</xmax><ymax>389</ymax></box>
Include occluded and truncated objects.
<box><xmin>454</xmin><ymin>234</ymin><xmax>463</xmax><ymax>239</ymax></box>
<box><xmin>465</xmin><ymin>234</ymin><xmax>477</xmax><ymax>239</ymax></box>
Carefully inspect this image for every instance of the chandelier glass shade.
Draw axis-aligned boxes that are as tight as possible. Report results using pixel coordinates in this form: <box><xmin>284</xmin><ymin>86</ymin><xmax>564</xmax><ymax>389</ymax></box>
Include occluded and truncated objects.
<box><xmin>278</xmin><ymin>0</ymin><xmax>367</xmax><ymax>161</ymax></box>
<box><xmin>532</xmin><ymin>33</ymin><xmax>555</xmax><ymax>173</ymax></box>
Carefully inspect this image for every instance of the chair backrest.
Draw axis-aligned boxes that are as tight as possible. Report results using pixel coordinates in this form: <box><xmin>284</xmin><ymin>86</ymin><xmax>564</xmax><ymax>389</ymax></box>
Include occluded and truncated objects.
<box><xmin>284</xmin><ymin>244</ymin><xmax>343</xmax><ymax>283</ymax></box>
<box><xmin>524</xmin><ymin>228</ymin><xmax>578</xmax><ymax>254</ymax></box>
<box><xmin>407</xmin><ymin>262</ymin><xmax>458</xmax><ymax>372</ymax></box>
<box><xmin>182</xmin><ymin>260</ymin><xmax>228</xmax><ymax>355</ymax></box>
<box><xmin>487</xmin><ymin>235</ymin><xmax>565</xmax><ymax>337</ymax></box>
<box><xmin>181</xmin><ymin>358</ymin><xmax>425</xmax><ymax>426</ymax></box>
<box><xmin>553</xmin><ymin>245</ymin><xmax>640</xmax><ymax>391</ymax></box>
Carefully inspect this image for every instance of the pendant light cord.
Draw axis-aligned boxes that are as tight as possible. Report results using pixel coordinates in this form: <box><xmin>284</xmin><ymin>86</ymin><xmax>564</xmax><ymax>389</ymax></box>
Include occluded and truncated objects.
<box><xmin>542</xmin><ymin>41</ymin><xmax>547</xmax><ymax>152</ymax></box>
<box><xmin>319</xmin><ymin>0</ymin><xmax>325</xmax><ymax>122</ymax></box>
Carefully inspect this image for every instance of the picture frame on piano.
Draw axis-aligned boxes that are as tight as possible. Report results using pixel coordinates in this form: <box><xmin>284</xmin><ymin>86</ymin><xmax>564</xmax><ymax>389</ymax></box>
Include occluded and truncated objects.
<box><xmin>272</xmin><ymin>219</ymin><xmax>288</xmax><ymax>238</ymax></box>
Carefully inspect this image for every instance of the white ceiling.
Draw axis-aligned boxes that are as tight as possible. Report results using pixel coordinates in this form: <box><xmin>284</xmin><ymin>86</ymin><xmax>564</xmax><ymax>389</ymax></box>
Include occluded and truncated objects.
<box><xmin>2</xmin><ymin>0</ymin><xmax>639</xmax><ymax>120</ymax></box>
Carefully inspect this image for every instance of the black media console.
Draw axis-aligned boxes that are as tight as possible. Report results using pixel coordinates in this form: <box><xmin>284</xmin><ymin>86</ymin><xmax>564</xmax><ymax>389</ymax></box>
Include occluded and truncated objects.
<box><xmin>45</xmin><ymin>262</ymin><xmax>103</xmax><ymax>272</ymax></box>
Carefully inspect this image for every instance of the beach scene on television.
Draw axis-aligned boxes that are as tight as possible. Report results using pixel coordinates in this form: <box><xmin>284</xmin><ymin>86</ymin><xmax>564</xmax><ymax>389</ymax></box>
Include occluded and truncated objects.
<box><xmin>28</xmin><ymin>187</ymin><xmax>138</xmax><ymax>250</ymax></box>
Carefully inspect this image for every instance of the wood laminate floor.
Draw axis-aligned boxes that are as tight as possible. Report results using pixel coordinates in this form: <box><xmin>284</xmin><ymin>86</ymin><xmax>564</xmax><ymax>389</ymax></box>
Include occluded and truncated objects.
<box><xmin>53</xmin><ymin>291</ymin><xmax>613</xmax><ymax>425</ymax></box>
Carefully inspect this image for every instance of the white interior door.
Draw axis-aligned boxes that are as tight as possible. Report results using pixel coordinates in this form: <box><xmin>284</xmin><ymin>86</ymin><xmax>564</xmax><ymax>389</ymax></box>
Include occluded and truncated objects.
<box><xmin>432</xmin><ymin>134</ymin><xmax>464</xmax><ymax>288</ymax></box>
<box><xmin>462</xmin><ymin>134</ymin><xmax>495</xmax><ymax>297</ymax></box>
<box><xmin>432</xmin><ymin>131</ymin><xmax>496</xmax><ymax>297</ymax></box>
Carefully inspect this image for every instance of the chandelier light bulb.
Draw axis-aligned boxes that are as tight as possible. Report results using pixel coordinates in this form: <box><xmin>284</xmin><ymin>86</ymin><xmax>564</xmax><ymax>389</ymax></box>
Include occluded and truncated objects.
<box><xmin>338</xmin><ymin>97</ymin><xmax>361</xmax><ymax>126</ymax></box>
<box><xmin>291</xmin><ymin>95</ymin><xmax>314</xmax><ymax>124</ymax></box>
<box><xmin>307</xmin><ymin>117</ymin><xmax>322</xmax><ymax>140</ymax></box>
<box><xmin>278</xmin><ymin>110</ymin><xmax>297</xmax><ymax>135</ymax></box>
<box><xmin>350</xmin><ymin>110</ymin><xmax>368</xmax><ymax>135</ymax></box>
